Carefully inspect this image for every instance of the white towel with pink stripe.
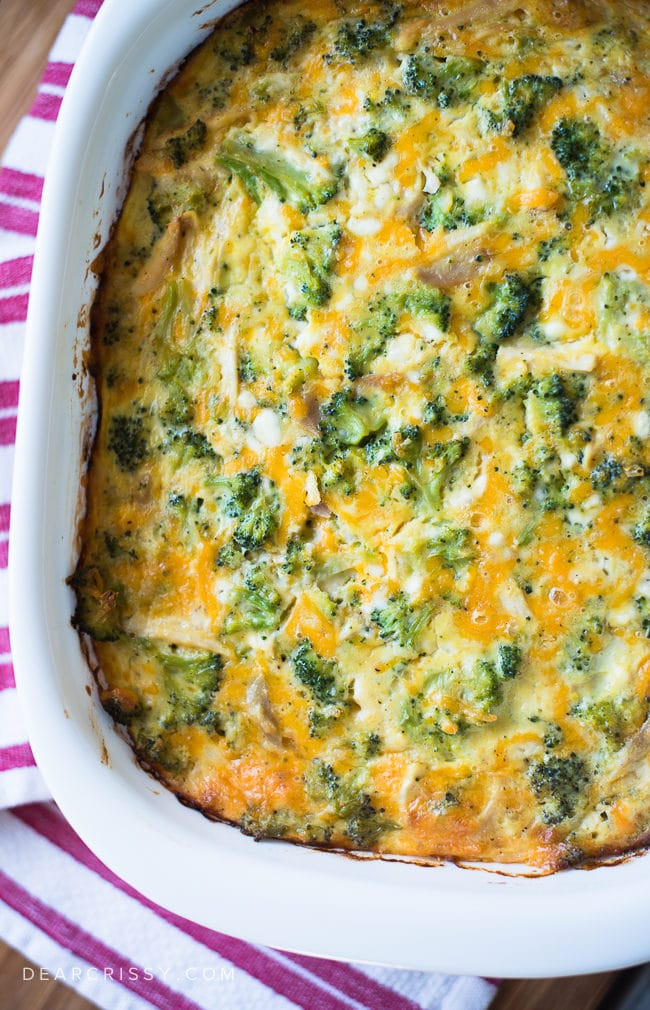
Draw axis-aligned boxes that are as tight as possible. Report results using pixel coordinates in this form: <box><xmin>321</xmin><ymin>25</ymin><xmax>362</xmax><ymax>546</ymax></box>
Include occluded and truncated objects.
<box><xmin>0</xmin><ymin>4</ymin><xmax>499</xmax><ymax>1009</ymax></box>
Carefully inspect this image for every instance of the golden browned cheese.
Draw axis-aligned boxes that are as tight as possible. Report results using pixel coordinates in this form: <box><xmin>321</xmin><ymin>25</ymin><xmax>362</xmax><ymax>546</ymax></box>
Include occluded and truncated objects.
<box><xmin>73</xmin><ymin>0</ymin><xmax>650</xmax><ymax>868</ymax></box>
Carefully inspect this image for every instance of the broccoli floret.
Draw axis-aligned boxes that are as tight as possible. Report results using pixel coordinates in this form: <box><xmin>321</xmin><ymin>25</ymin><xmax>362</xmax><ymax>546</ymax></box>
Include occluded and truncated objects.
<box><xmin>424</xmin><ymin>438</ymin><xmax>469</xmax><ymax>509</ymax></box>
<box><xmin>114</xmin><ymin>640</ymin><xmax>224</xmax><ymax>734</ymax></box>
<box><xmin>346</xmin><ymin>286</ymin><xmax>450</xmax><ymax>378</ymax></box>
<box><xmin>111</xmin><ymin>641</ymin><xmax>225</xmax><ymax>770</ymax></box>
<box><xmin>636</xmin><ymin>596</ymin><xmax>650</xmax><ymax>637</ymax></box>
<box><xmin>345</xmin><ymin>295</ymin><xmax>399</xmax><ymax>379</ymax></box>
<box><xmin>598</xmin><ymin>272</ymin><xmax>650</xmax><ymax>365</ymax></box>
<box><xmin>217</xmin><ymin>468</ymin><xmax>261</xmax><ymax>514</ymax></box>
<box><xmin>283</xmin><ymin>535</ymin><xmax>309</xmax><ymax>574</ymax></box>
<box><xmin>364</xmin><ymin>87</ymin><xmax>409</xmax><ymax>110</ymax></box>
<box><xmin>320</xmin><ymin>452</ymin><xmax>357</xmax><ymax>494</ymax></box>
<box><xmin>593</xmin><ymin>24</ymin><xmax>639</xmax><ymax>58</ymax></box>
<box><xmin>285</xmin><ymin>355</ymin><xmax>319</xmax><ymax>392</ymax></box>
<box><xmin>217</xmin><ymin>136</ymin><xmax>338</xmax><ymax>212</ymax></box>
<box><xmin>551</xmin><ymin>117</ymin><xmax>609</xmax><ymax>185</ymax></box>
<box><xmin>319</xmin><ymin>390</ymin><xmax>386</xmax><ymax>448</ymax></box>
<box><xmin>234</xmin><ymin>498</ymin><xmax>280</xmax><ymax>552</ymax></box>
<box><xmin>420</xmin><ymin>188</ymin><xmax>463</xmax><ymax>232</ymax></box>
<box><xmin>633</xmin><ymin>506</ymin><xmax>650</xmax><ymax>548</ymax></box>
<box><xmin>572</xmin><ymin>697</ymin><xmax>640</xmax><ymax>749</ymax></box>
<box><xmin>424</xmin><ymin>395</ymin><xmax>448</xmax><ymax>427</ymax></box>
<box><xmin>423</xmin><ymin>394</ymin><xmax>467</xmax><ymax>427</ymax></box>
<box><xmin>100</xmin><ymin>686</ymin><xmax>141</xmax><ymax>726</ymax></box>
<box><xmin>165</xmin><ymin>119</ymin><xmax>207</xmax><ymax>168</ymax></box>
<box><xmin>224</xmin><ymin>567</ymin><xmax>282</xmax><ymax>633</ymax></box>
<box><xmin>291</xmin><ymin>639</ymin><xmax>346</xmax><ymax>706</ymax></box>
<box><xmin>526</xmin><ymin>373</ymin><xmax>581</xmax><ymax>437</ymax></box>
<box><xmin>270</xmin><ymin>18</ymin><xmax>316</xmax><ymax>65</ymax></box>
<box><xmin>304</xmin><ymin>760</ymin><xmax>398</xmax><ymax>847</ymax></box>
<box><xmin>158</xmin><ymin>646</ymin><xmax>224</xmax><ymax>726</ymax></box>
<box><xmin>512</xmin><ymin>461</ymin><xmax>540</xmax><ymax>503</ymax></box>
<box><xmin>415</xmin><ymin>659</ymin><xmax>503</xmax><ymax>736</ymax></box>
<box><xmin>497</xmin><ymin>643</ymin><xmax>522</xmax><ymax>679</ymax></box>
<box><xmin>395</xmin><ymin>428</ymin><xmax>468</xmax><ymax>510</ymax></box>
<box><xmin>291</xmin><ymin>436</ymin><xmax>333</xmax><ymax>485</ymax></box>
<box><xmin>364</xmin><ymin>428</ymin><xmax>397</xmax><ymax>466</ymax></box>
<box><xmin>468</xmin><ymin>273</ymin><xmax>536</xmax><ymax>383</ymax></box>
<box><xmin>164</xmin><ymin>426</ymin><xmax>217</xmax><ymax>466</ymax></box>
<box><xmin>215</xmin><ymin>540</ymin><xmax>244</xmax><ymax>569</ymax></box>
<box><xmin>501</xmin><ymin>75</ymin><xmax>563</xmax><ymax>136</ymax></box>
<box><xmin>591</xmin><ymin>455</ymin><xmax>623</xmax><ymax>493</ymax></box>
<box><xmin>364</xmin><ymin>732</ymin><xmax>382</xmax><ymax>757</ymax></box>
<box><xmin>403</xmin><ymin>53</ymin><xmax>485</xmax><ymax>107</ymax></box>
<box><xmin>345</xmin><ymin>346</ymin><xmax>381</xmax><ymax>384</ymax></box>
<box><xmin>212</xmin><ymin>5</ymin><xmax>273</xmax><ymax>70</ymax></box>
<box><xmin>240</xmin><ymin>806</ymin><xmax>294</xmax><ymax>840</ymax></box>
<box><xmin>399</xmin><ymin>694</ymin><xmax>455</xmax><ymax>750</ymax></box>
<box><xmin>466</xmin><ymin>337</ymin><xmax>500</xmax><ymax>384</ymax></box>
<box><xmin>420</xmin><ymin>186</ymin><xmax>482</xmax><ymax>232</ymax></box>
<box><xmin>590</xmin><ymin>454</ymin><xmax>649</xmax><ymax>497</ymax></box>
<box><xmin>512</xmin><ymin>447</ymin><xmax>570</xmax><ymax>512</ymax></box>
<box><xmin>391</xmin><ymin>423</ymin><xmax>423</xmax><ymax>464</ymax></box>
<box><xmin>196</xmin><ymin>78</ymin><xmax>233</xmax><ymax>113</ymax></box>
<box><xmin>543</xmin><ymin>723</ymin><xmax>563</xmax><ymax>750</ymax></box>
<box><xmin>215</xmin><ymin>36</ymin><xmax>254</xmax><ymax>72</ymax></box>
<box><xmin>465</xmin><ymin>659</ymin><xmax>502</xmax><ymax>714</ymax></box>
<box><xmin>334</xmin><ymin>4</ymin><xmax>401</xmax><ymax>62</ymax></box>
<box><xmin>215</xmin><ymin>468</ymin><xmax>280</xmax><ymax>551</ymax></box>
<box><xmin>228</xmin><ymin>482</ymin><xmax>279</xmax><ymax>551</ymax></box>
<box><xmin>167</xmin><ymin>491</ymin><xmax>188</xmax><ymax>518</ymax></box>
<box><xmin>70</xmin><ymin>565</ymin><xmax>121</xmax><ymax>641</ymax></box>
<box><xmin>147</xmin><ymin>179</ymin><xmax>206</xmax><ymax>234</ymax></box>
<box><xmin>292</xmin><ymin>104</ymin><xmax>322</xmax><ymax>133</ymax></box>
<box><xmin>538</xmin><ymin>234</ymin><xmax>567</xmax><ymax>263</ymax></box>
<box><xmin>303</xmin><ymin>758</ymin><xmax>341</xmax><ymax>800</ymax></box>
<box><xmin>401</xmin><ymin>285</ymin><xmax>451</xmax><ymax>330</ymax></box>
<box><xmin>363</xmin><ymin>88</ymin><xmax>412</xmax><ymax>127</ymax></box>
<box><xmin>107</xmin><ymin>412</ymin><xmax>148</xmax><ymax>472</ymax></box>
<box><xmin>102</xmin><ymin>302</ymin><xmax>130</xmax><ymax>348</ymax></box>
<box><xmin>370</xmin><ymin>591</ymin><xmax>434</xmax><ymax>649</ymax></box>
<box><xmin>350</xmin><ymin>127</ymin><xmax>392</xmax><ymax>163</ymax></box>
<box><xmin>529</xmin><ymin>753</ymin><xmax>589</xmax><ymax>825</ymax></box>
<box><xmin>563</xmin><ymin>613</ymin><xmax>604</xmax><ymax>675</ymax></box>
<box><xmin>238</xmin><ymin>351</ymin><xmax>257</xmax><ymax>384</ymax></box>
<box><xmin>103</xmin><ymin>530</ymin><xmax>138</xmax><ymax>561</ymax></box>
<box><xmin>474</xmin><ymin>272</ymin><xmax>535</xmax><ymax>343</ymax></box>
<box><xmin>551</xmin><ymin>117</ymin><xmax>640</xmax><ymax>219</ymax></box>
<box><xmin>161</xmin><ymin>386</ymin><xmax>194</xmax><ymax>427</ymax></box>
<box><xmin>345</xmin><ymin>792</ymin><xmax>398</xmax><ymax>847</ymax></box>
<box><xmin>308</xmin><ymin>709</ymin><xmax>338</xmax><ymax>738</ymax></box>
<box><xmin>425</xmin><ymin>523</ymin><xmax>475</xmax><ymax>571</ymax></box>
<box><xmin>283</xmin><ymin>222</ymin><xmax>341</xmax><ymax>320</ymax></box>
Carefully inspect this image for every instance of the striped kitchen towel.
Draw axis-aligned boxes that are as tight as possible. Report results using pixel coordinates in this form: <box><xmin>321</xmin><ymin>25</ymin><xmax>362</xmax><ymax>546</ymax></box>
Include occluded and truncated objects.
<box><xmin>0</xmin><ymin>2</ymin><xmax>499</xmax><ymax>1008</ymax></box>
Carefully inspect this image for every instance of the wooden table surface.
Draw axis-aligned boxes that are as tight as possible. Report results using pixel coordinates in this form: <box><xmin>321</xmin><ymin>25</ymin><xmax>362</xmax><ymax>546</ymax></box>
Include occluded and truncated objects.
<box><xmin>0</xmin><ymin>2</ymin><xmax>645</xmax><ymax>1008</ymax></box>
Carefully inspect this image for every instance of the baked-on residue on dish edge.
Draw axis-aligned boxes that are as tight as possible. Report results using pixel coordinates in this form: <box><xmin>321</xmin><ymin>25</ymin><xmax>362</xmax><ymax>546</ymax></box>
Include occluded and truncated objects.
<box><xmin>72</xmin><ymin>0</ymin><xmax>650</xmax><ymax>868</ymax></box>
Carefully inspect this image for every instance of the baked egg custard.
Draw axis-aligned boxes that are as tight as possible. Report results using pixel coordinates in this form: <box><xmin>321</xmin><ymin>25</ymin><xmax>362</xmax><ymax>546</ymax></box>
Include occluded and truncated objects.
<box><xmin>73</xmin><ymin>0</ymin><xmax>650</xmax><ymax>867</ymax></box>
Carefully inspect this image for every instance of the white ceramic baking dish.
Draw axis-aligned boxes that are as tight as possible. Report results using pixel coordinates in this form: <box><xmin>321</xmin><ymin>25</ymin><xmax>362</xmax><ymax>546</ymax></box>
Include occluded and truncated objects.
<box><xmin>9</xmin><ymin>0</ymin><xmax>650</xmax><ymax>978</ymax></box>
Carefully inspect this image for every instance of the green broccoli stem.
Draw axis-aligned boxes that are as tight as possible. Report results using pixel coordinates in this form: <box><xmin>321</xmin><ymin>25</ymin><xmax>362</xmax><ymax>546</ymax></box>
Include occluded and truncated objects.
<box><xmin>217</xmin><ymin>136</ymin><xmax>338</xmax><ymax>212</ymax></box>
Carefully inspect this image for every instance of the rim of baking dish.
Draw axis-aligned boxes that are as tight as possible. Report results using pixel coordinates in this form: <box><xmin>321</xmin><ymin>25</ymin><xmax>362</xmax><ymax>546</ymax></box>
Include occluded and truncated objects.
<box><xmin>9</xmin><ymin>0</ymin><xmax>650</xmax><ymax>978</ymax></box>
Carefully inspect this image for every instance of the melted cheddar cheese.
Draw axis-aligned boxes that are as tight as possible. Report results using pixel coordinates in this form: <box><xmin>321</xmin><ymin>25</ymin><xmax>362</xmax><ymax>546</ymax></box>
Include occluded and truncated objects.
<box><xmin>73</xmin><ymin>0</ymin><xmax>650</xmax><ymax>868</ymax></box>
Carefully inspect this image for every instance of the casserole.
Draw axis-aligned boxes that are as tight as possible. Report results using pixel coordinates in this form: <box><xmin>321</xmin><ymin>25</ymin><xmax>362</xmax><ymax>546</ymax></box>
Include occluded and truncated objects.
<box><xmin>10</xmin><ymin>0</ymin><xmax>650</xmax><ymax>975</ymax></box>
<box><xmin>72</xmin><ymin>0</ymin><xmax>650</xmax><ymax>868</ymax></box>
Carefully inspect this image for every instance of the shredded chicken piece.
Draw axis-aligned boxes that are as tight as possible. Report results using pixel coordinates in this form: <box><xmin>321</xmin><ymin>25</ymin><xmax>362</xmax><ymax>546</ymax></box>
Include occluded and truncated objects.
<box><xmin>133</xmin><ymin>217</ymin><xmax>183</xmax><ymax>295</ymax></box>
<box><xmin>246</xmin><ymin>675</ymin><xmax>283</xmax><ymax>747</ymax></box>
